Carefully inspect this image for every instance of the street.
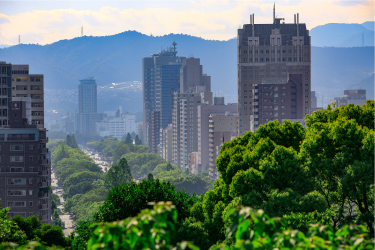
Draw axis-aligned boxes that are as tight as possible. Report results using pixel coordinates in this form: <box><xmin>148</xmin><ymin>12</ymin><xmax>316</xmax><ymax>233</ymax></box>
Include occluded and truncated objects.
<box><xmin>51</xmin><ymin>171</ymin><xmax>74</xmax><ymax>237</ymax></box>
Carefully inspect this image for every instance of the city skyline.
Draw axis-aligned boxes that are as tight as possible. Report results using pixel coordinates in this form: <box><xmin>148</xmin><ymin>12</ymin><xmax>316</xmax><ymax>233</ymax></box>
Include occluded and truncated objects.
<box><xmin>0</xmin><ymin>0</ymin><xmax>373</xmax><ymax>45</ymax></box>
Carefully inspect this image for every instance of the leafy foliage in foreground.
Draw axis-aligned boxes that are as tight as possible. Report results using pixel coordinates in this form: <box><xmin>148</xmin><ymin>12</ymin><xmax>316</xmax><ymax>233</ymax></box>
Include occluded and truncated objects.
<box><xmin>87</xmin><ymin>202</ymin><xmax>374</xmax><ymax>250</ymax></box>
<box><xmin>0</xmin><ymin>205</ymin><xmax>70</xmax><ymax>248</ymax></box>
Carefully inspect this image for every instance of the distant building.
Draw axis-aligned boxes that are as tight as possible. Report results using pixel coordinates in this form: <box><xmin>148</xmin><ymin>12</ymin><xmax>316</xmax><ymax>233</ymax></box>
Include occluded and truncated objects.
<box><xmin>250</xmin><ymin>74</ymin><xmax>304</xmax><ymax>131</ymax></box>
<box><xmin>151</xmin><ymin>111</ymin><xmax>160</xmax><ymax>154</ymax></box>
<box><xmin>238</xmin><ymin>7</ymin><xmax>311</xmax><ymax>134</ymax></box>
<box><xmin>159</xmin><ymin>124</ymin><xmax>173</xmax><ymax>162</ymax></box>
<box><xmin>78</xmin><ymin>77</ymin><xmax>97</xmax><ymax>134</ymax></box>
<box><xmin>96</xmin><ymin>113</ymin><xmax>137</xmax><ymax>139</ymax></box>
<box><xmin>197</xmin><ymin>98</ymin><xmax>237</xmax><ymax>172</ymax></box>
<box><xmin>142</xmin><ymin>45</ymin><xmax>185</xmax><ymax>149</ymax></box>
<box><xmin>171</xmin><ymin>57</ymin><xmax>212</xmax><ymax>170</ymax></box>
<box><xmin>331</xmin><ymin>89</ymin><xmax>367</xmax><ymax>107</ymax></box>
<box><xmin>311</xmin><ymin>91</ymin><xmax>317</xmax><ymax>109</ymax></box>
<box><xmin>208</xmin><ymin>112</ymin><xmax>238</xmax><ymax>178</ymax></box>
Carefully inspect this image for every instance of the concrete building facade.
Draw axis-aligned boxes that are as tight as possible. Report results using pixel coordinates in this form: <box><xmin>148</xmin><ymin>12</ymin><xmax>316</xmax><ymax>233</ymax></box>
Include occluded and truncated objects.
<box><xmin>250</xmin><ymin>74</ymin><xmax>304</xmax><ymax>131</ymax></box>
<box><xmin>238</xmin><ymin>8</ymin><xmax>311</xmax><ymax>134</ymax></box>
<box><xmin>208</xmin><ymin>112</ymin><xmax>238</xmax><ymax>178</ymax></box>
<box><xmin>0</xmin><ymin>100</ymin><xmax>51</xmax><ymax>224</ymax></box>
<box><xmin>197</xmin><ymin>100</ymin><xmax>237</xmax><ymax>172</ymax></box>
<box><xmin>0</xmin><ymin>62</ymin><xmax>12</xmax><ymax>127</ymax></box>
<box><xmin>11</xmin><ymin>65</ymin><xmax>44</xmax><ymax>128</ymax></box>
<box><xmin>96</xmin><ymin>114</ymin><xmax>137</xmax><ymax>139</ymax></box>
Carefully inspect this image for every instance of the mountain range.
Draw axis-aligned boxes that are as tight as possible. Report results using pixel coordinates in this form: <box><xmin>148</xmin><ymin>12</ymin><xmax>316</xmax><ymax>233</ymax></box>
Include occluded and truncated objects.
<box><xmin>0</xmin><ymin>22</ymin><xmax>373</xmax><ymax>115</ymax></box>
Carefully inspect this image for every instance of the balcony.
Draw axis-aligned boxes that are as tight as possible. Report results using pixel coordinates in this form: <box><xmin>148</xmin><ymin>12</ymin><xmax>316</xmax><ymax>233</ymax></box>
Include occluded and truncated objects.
<box><xmin>38</xmin><ymin>148</ymin><xmax>48</xmax><ymax>154</ymax></box>
<box><xmin>38</xmin><ymin>192</ymin><xmax>49</xmax><ymax>198</ymax></box>
<box><xmin>39</xmin><ymin>137</ymin><xmax>48</xmax><ymax>143</ymax></box>
<box><xmin>39</xmin><ymin>159</ymin><xmax>49</xmax><ymax>165</ymax></box>
<box><xmin>38</xmin><ymin>181</ymin><xmax>49</xmax><ymax>188</ymax></box>
<box><xmin>38</xmin><ymin>203</ymin><xmax>49</xmax><ymax>210</ymax></box>
<box><xmin>39</xmin><ymin>170</ymin><xmax>49</xmax><ymax>176</ymax></box>
<box><xmin>39</xmin><ymin>214</ymin><xmax>49</xmax><ymax>222</ymax></box>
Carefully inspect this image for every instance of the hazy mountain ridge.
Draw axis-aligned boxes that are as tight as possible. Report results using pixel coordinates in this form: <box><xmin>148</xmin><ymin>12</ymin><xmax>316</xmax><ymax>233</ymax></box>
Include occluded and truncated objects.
<box><xmin>310</xmin><ymin>22</ymin><xmax>374</xmax><ymax>47</ymax></box>
<box><xmin>0</xmin><ymin>23</ymin><xmax>373</xmax><ymax>113</ymax></box>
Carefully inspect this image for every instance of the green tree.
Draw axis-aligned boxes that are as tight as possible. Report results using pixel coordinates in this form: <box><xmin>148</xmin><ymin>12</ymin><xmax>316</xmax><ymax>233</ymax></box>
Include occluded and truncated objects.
<box><xmin>104</xmin><ymin>158</ymin><xmax>132</xmax><ymax>188</ymax></box>
<box><xmin>301</xmin><ymin>102</ymin><xmax>374</xmax><ymax>234</ymax></box>
<box><xmin>134</xmin><ymin>134</ymin><xmax>142</xmax><ymax>145</ymax></box>
<box><xmin>0</xmin><ymin>208</ymin><xmax>28</xmax><ymax>245</ymax></box>
<box><xmin>148</xmin><ymin>173</ymin><xmax>154</xmax><ymax>181</ymax></box>
<box><xmin>65</xmin><ymin>134</ymin><xmax>79</xmax><ymax>149</ymax></box>
<box><xmin>94</xmin><ymin>179</ymin><xmax>197</xmax><ymax>223</ymax></box>
<box><xmin>124</xmin><ymin>133</ymin><xmax>133</xmax><ymax>144</ymax></box>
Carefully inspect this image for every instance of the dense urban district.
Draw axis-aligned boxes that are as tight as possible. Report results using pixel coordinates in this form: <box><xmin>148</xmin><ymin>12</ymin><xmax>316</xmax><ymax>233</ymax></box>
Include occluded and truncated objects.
<box><xmin>0</xmin><ymin>8</ymin><xmax>374</xmax><ymax>250</ymax></box>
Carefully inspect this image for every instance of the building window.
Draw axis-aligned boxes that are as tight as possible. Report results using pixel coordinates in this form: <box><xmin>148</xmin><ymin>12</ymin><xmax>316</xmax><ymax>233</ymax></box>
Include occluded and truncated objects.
<box><xmin>10</xmin><ymin>145</ymin><xmax>23</xmax><ymax>151</ymax></box>
<box><xmin>8</xmin><ymin>178</ymin><xmax>26</xmax><ymax>185</ymax></box>
<box><xmin>10</xmin><ymin>167</ymin><xmax>23</xmax><ymax>172</ymax></box>
<box><xmin>29</xmin><ymin>156</ymin><xmax>34</xmax><ymax>162</ymax></box>
<box><xmin>7</xmin><ymin>190</ymin><xmax>26</xmax><ymax>196</ymax></box>
<box><xmin>29</xmin><ymin>201</ymin><xmax>33</xmax><ymax>207</ymax></box>
<box><xmin>29</xmin><ymin>190</ymin><xmax>33</xmax><ymax>196</ymax></box>
<box><xmin>29</xmin><ymin>178</ymin><xmax>33</xmax><ymax>185</ymax></box>
<box><xmin>10</xmin><ymin>156</ymin><xmax>23</xmax><ymax>162</ymax></box>
<box><xmin>8</xmin><ymin>201</ymin><xmax>26</xmax><ymax>207</ymax></box>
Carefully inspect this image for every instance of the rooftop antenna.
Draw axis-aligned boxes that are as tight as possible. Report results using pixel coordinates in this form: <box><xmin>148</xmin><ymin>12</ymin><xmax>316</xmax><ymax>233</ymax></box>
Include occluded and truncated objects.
<box><xmin>81</xmin><ymin>26</ymin><xmax>83</xmax><ymax>37</ymax></box>
<box><xmin>273</xmin><ymin>2</ymin><xmax>275</xmax><ymax>24</ymax></box>
<box><xmin>172</xmin><ymin>41</ymin><xmax>177</xmax><ymax>55</ymax></box>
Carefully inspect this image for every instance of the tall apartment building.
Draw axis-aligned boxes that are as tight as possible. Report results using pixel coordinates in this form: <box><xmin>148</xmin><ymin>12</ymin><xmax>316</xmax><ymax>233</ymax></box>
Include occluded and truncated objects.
<box><xmin>78</xmin><ymin>77</ymin><xmax>97</xmax><ymax>134</ymax></box>
<box><xmin>11</xmin><ymin>65</ymin><xmax>44</xmax><ymax>128</ymax></box>
<box><xmin>208</xmin><ymin>112</ymin><xmax>238</xmax><ymax>178</ymax></box>
<box><xmin>238</xmin><ymin>7</ymin><xmax>311</xmax><ymax>134</ymax></box>
<box><xmin>0</xmin><ymin>62</ymin><xmax>12</xmax><ymax>127</ymax></box>
<box><xmin>170</xmin><ymin>58</ymin><xmax>212</xmax><ymax>169</ymax></box>
<box><xmin>151</xmin><ymin>111</ymin><xmax>160</xmax><ymax>154</ymax></box>
<box><xmin>330</xmin><ymin>89</ymin><xmax>367</xmax><ymax>107</ymax></box>
<box><xmin>159</xmin><ymin>124</ymin><xmax>173</xmax><ymax>162</ymax></box>
<box><xmin>250</xmin><ymin>74</ymin><xmax>303</xmax><ymax>131</ymax></box>
<box><xmin>0</xmin><ymin>62</ymin><xmax>51</xmax><ymax>224</ymax></box>
<box><xmin>142</xmin><ymin>45</ymin><xmax>185</xmax><ymax>149</ymax></box>
<box><xmin>197</xmin><ymin>98</ymin><xmax>237</xmax><ymax>172</ymax></box>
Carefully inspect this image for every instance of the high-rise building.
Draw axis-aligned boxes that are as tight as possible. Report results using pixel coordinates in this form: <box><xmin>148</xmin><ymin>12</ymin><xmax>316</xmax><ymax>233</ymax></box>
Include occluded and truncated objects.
<box><xmin>197</xmin><ymin>98</ymin><xmax>237</xmax><ymax>172</ymax></box>
<box><xmin>11</xmin><ymin>65</ymin><xmax>44</xmax><ymax>128</ymax></box>
<box><xmin>0</xmin><ymin>62</ymin><xmax>12</xmax><ymax>127</ymax></box>
<box><xmin>160</xmin><ymin>63</ymin><xmax>182</xmax><ymax>129</ymax></box>
<box><xmin>238</xmin><ymin>6</ymin><xmax>311</xmax><ymax>134</ymax></box>
<box><xmin>142</xmin><ymin>45</ymin><xmax>185</xmax><ymax>149</ymax></box>
<box><xmin>208</xmin><ymin>112</ymin><xmax>238</xmax><ymax>178</ymax></box>
<box><xmin>151</xmin><ymin>111</ymin><xmax>160</xmax><ymax>154</ymax></box>
<box><xmin>170</xmin><ymin>58</ymin><xmax>212</xmax><ymax>169</ymax></box>
<box><xmin>78</xmin><ymin>77</ymin><xmax>97</xmax><ymax>134</ymax></box>
<box><xmin>0</xmin><ymin>62</ymin><xmax>51</xmax><ymax>224</ymax></box>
